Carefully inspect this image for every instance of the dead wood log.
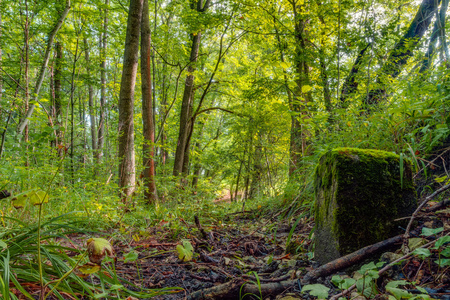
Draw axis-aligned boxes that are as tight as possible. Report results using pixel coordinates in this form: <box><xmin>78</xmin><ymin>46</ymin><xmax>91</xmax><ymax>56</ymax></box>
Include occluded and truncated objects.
<box><xmin>302</xmin><ymin>232</ymin><xmax>408</xmax><ymax>283</ymax></box>
<box><xmin>424</xmin><ymin>199</ymin><xmax>450</xmax><ymax>213</ymax></box>
<box><xmin>187</xmin><ymin>278</ymin><xmax>295</xmax><ymax>300</ymax></box>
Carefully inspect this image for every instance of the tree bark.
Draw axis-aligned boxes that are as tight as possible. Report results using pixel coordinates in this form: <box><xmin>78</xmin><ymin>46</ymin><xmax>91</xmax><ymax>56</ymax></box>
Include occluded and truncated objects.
<box><xmin>339</xmin><ymin>43</ymin><xmax>371</xmax><ymax>104</ymax></box>
<box><xmin>419</xmin><ymin>0</ymin><xmax>449</xmax><ymax>72</ymax></box>
<box><xmin>54</xmin><ymin>42</ymin><xmax>63</xmax><ymax>157</ymax></box>
<box><xmin>141</xmin><ymin>0</ymin><xmax>158</xmax><ymax>203</ymax></box>
<box><xmin>173</xmin><ymin>0</ymin><xmax>213</xmax><ymax>177</ymax></box>
<box><xmin>173</xmin><ymin>30</ymin><xmax>201</xmax><ymax>177</ymax></box>
<box><xmin>118</xmin><ymin>0</ymin><xmax>143</xmax><ymax>201</ymax></box>
<box><xmin>83</xmin><ymin>38</ymin><xmax>98</xmax><ymax>158</ymax></box>
<box><xmin>289</xmin><ymin>1</ymin><xmax>313</xmax><ymax>177</ymax></box>
<box><xmin>97</xmin><ymin>0</ymin><xmax>109</xmax><ymax>164</ymax></box>
<box><xmin>365</xmin><ymin>0</ymin><xmax>440</xmax><ymax>106</ymax></box>
<box><xmin>16</xmin><ymin>1</ymin><xmax>71</xmax><ymax>136</ymax></box>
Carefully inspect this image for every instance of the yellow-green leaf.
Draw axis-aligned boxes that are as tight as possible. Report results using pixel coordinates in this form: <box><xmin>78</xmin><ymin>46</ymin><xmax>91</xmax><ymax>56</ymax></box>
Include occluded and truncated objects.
<box><xmin>78</xmin><ymin>263</ymin><xmax>101</xmax><ymax>274</ymax></box>
<box><xmin>301</xmin><ymin>85</ymin><xmax>312</xmax><ymax>93</ymax></box>
<box><xmin>176</xmin><ymin>240</ymin><xmax>194</xmax><ymax>262</ymax></box>
<box><xmin>87</xmin><ymin>238</ymin><xmax>114</xmax><ymax>265</ymax></box>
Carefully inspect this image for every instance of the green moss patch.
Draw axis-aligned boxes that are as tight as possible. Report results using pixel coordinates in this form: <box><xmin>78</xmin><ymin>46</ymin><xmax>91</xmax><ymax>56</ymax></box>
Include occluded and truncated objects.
<box><xmin>314</xmin><ymin>147</ymin><xmax>416</xmax><ymax>265</ymax></box>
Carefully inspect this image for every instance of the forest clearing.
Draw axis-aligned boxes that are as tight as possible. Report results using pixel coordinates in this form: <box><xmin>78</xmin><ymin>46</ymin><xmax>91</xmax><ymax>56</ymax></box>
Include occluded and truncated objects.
<box><xmin>1</xmin><ymin>0</ymin><xmax>450</xmax><ymax>299</ymax></box>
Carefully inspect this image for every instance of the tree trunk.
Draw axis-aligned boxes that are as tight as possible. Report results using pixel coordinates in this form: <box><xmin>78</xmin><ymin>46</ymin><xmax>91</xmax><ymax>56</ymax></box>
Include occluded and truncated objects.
<box><xmin>16</xmin><ymin>1</ymin><xmax>71</xmax><ymax>136</ymax></box>
<box><xmin>118</xmin><ymin>0</ymin><xmax>143</xmax><ymax>201</ymax></box>
<box><xmin>54</xmin><ymin>42</ymin><xmax>63</xmax><ymax>157</ymax></box>
<box><xmin>173</xmin><ymin>0</ymin><xmax>212</xmax><ymax>177</ymax></box>
<box><xmin>365</xmin><ymin>0</ymin><xmax>440</xmax><ymax>106</ymax></box>
<box><xmin>69</xmin><ymin>38</ymin><xmax>80</xmax><ymax>183</ymax></box>
<box><xmin>419</xmin><ymin>0</ymin><xmax>449</xmax><ymax>72</ymax></box>
<box><xmin>97</xmin><ymin>0</ymin><xmax>109</xmax><ymax>164</ymax></box>
<box><xmin>173</xmin><ymin>31</ymin><xmax>201</xmax><ymax>177</ymax></box>
<box><xmin>141</xmin><ymin>0</ymin><xmax>158</xmax><ymax>203</ymax></box>
<box><xmin>289</xmin><ymin>1</ymin><xmax>313</xmax><ymax>178</ymax></box>
<box><xmin>339</xmin><ymin>43</ymin><xmax>371</xmax><ymax>104</ymax></box>
<box><xmin>83</xmin><ymin>38</ymin><xmax>98</xmax><ymax>161</ymax></box>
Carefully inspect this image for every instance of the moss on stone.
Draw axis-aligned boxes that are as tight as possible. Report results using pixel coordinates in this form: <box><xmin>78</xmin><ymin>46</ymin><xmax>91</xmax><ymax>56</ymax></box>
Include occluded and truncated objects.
<box><xmin>314</xmin><ymin>147</ymin><xmax>417</xmax><ymax>264</ymax></box>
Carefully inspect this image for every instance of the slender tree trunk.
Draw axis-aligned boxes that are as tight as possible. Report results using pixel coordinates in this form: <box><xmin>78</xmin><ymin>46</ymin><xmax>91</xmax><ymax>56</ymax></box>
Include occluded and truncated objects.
<box><xmin>54</xmin><ymin>42</ymin><xmax>63</xmax><ymax>157</ymax></box>
<box><xmin>83</xmin><ymin>38</ymin><xmax>98</xmax><ymax>166</ymax></box>
<box><xmin>69</xmin><ymin>38</ymin><xmax>80</xmax><ymax>183</ymax></box>
<box><xmin>97</xmin><ymin>0</ymin><xmax>109</xmax><ymax>164</ymax></box>
<box><xmin>16</xmin><ymin>1</ymin><xmax>71</xmax><ymax>135</ymax></box>
<box><xmin>0</xmin><ymin>4</ymin><xmax>2</xmax><ymax>122</ymax></box>
<box><xmin>173</xmin><ymin>0</ymin><xmax>212</xmax><ymax>177</ymax></box>
<box><xmin>289</xmin><ymin>1</ymin><xmax>313</xmax><ymax>178</ymax></box>
<box><xmin>173</xmin><ymin>31</ymin><xmax>201</xmax><ymax>177</ymax></box>
<box><xmin>118</xmin><ymin>0</ymin><xmax>143</xmax><ymax>201</ymax></box>
<box><xmin>23</xmin><ymin>0</ymin><xmax>30</xmax><ymax>167</ymax></box>
<box><xmin>141</xmin><ymin>0</ymin><xmax>158</xmax><ymax>203</ymax></box>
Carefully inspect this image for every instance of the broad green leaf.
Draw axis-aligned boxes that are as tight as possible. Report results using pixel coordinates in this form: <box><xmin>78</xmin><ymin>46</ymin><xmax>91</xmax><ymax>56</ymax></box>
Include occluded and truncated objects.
<box><xmin>413</xmin><ymin>248</ymin><xmax>431</xmax><ymax>258</ymax></box>
<box><xmin>87</xmin><ymin>238</ymin><xmax>114</xmax><ymax>264</ymax></box>
<box><xmin>434</xmin><ymin>258</ymin><xmax>450</xmax><ymax>267</ymax></box>
<box><xmin>302</xmin><ymin>284</ymin><xmax>329</xmax><ymax>299</ymax></box>
<box><xmin>301</xmin><ymin>85</ymin><xmax>312</xmax><ymax>93</ymax></box>
<box><xmin>0</xmin><ymin>240</ymin><xmax>7</xmax><ymax>249</ymax></box>
<box><xmin>386</xmin><ymin>286</ymin><xmax>413</xmax><ymax>299</ymax></box>
<box><xmin>385</xmin><ymin>280</ymin><xmax>408</xmax><ymax>288</ymax></box>
<box><xmin>331</xmin><ymin>275</ymin><xmax>355</xmax><ymax>289</ymax></box>
<box><xmin>280</xmin><ymin>62</ymin><xmax>289</xmax><ymax>69</ymax></box>
<box><xmin>440</xmin><ymin>246</ymin><xmax>450</xmax><ymax>257</ymax></box>
<box><xmin>124</xmin><ymin>250</ymin><xmax>139</xmax><ymax>263</ymax></box>
<box><xmin>421</xmin><ymin>227</ymin><xmax>444</xmax><ymax>237</ymax></box>
<box><xmin>11</xmin><ymin>189</ymin><xmax>49</xmax><ymax>209</ymax></box>
<box><xmin>78</xmin><ymin>263</ymin><xmax>101</xmax><ymax>274</ymax></box>
<box><xmin>433</xmin><ymin>236</ymin><xmax>450</xmax><ymax>248</ymax></box>
<box><xmin>176</xmin><ymin>240</ymin><xmax>194</xmax><ymax>262</ymax></box>
<box><xmin>408</xmin><ymin>238</ymin><xmax>425</xmax><ymax>251</ymax></box>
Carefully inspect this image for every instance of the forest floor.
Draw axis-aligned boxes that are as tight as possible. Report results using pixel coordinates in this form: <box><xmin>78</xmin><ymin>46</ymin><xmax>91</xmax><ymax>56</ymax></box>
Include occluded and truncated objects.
<box><xmin>101</xmin><ymin>199</ymin><xmax>449</xmax><ymax>300</ymax></box>
<box><xmin>8</xmin><ymin>190</ymin><xmax>450</xmax><ymax>299</ymax></box>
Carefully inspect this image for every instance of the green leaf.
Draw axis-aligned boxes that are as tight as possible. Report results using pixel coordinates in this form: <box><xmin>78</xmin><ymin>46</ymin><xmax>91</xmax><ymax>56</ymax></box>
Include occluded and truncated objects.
<box><xmin>0</xmin><ymin>240</ymin><xmax>7</xmax><ymax>249</ymax></box>
<box><xmin>408</xmin><ymin>238</ymin><xmax>425</xmax><ymax>251</ymax></box>
<box><xmin>86</xmin><ymin>238</ymin><xmax>114</xmax><ymax>264</ymax></box>
<box><xmin>413</xmin><ymin>248</ymin><xmax>431</xmax><ymax>259</ymax></box>
<box><xmin>434</xmin><ymin>258</ymin><xmax>450</xmax><ymax>267</ymax></box>
<box><xmin>11</xmin><ymin>189</ymin><xmax>49</xmax><ymax>209</ymax></box>
<box><xmin>421</xmin><ymin>227</ymin><xmax>444</xmax><ymax>237</ymax></box>
<box><xmin>385</xmin><ymin>280</ymin><xmax>408</xmax><ymax>288</ymax></box>
<box><xmin>359</xmin><ymin>262</ymin><xmax>378</xmax><ymax>273</ymax></box>
<box><xmin>176</xmin><ymin>240</ymin><xmax>194</xmax><ymax>262</ymax></box>
<box><xmin>124</xmin><ymin>250</ymin><xmax>139</xmax><ymax>263</ymax></box>
<box><xmin>78</xmin><ymin>263</ymin><xmax>101</xmax><ymax>274</ymax></box>
<box><xmin>301</xmin><ymin>85</ymin><xmax>312</xmax><ymax>93</ymax></box>
<box><xmin>331</xmin><ymin>275</ymin><xmax>355</xmax><ymax>290</ymax></box>
<box><xmin>440</xmin><ymin>246</ymin><xmax>450</xmax><ymax>257</ymax></box>
<box><xmin>302</xmin><ymin>284</ymin><xmax>329</xmax><ymax>299</ymax></box>
<box><xmin>433</xmin><ymin>236</ymin><xmax>450</xmax><ymax>248</ymax></box>
<box><xmin>386</xmin><ymin>286</ymin><xmax>413</xmax><ymax>299</ymax></box>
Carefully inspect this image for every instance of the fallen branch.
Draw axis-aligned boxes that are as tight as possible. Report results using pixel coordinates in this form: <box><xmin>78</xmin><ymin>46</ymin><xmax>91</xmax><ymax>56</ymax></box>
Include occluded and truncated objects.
<box><xmin>329</xmin><ymin>237</ymin><xmax>440</xmax><ymax>300</ymax></box>
<box><xmin>424</xmin><ymin>199</ymin><xmax>450</xmax><ymax>213</ymax></box>
<box><xmin>187</xmin><ymin>278</ymin><xmax>294</xmax><ymax>300</ymax></box>
<box><xmin>403</xmin><ymin>183</ymin><xmax>450</xmax><ymax>252</ymax></box>
<box><xmin>302</xmin><ymin>229</ymin><xmax>421</xmax><ymax>284</ymax></box>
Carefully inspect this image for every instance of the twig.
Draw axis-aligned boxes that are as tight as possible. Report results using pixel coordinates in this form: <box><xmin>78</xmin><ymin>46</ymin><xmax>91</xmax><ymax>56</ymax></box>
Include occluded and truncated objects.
<box><xmin>329</xmin><ymin>238</ymin><xmax>441</xmax><ymax>300</ymax></box>
<box><xmin>403</xmin><ymin>183</ymin><xmax>450</xmax><ymax>252</ymax></box>
<box><xmin>194</xmin><ymin>215</ymin><xmax>209</xmax><ymax>240</ymax></box>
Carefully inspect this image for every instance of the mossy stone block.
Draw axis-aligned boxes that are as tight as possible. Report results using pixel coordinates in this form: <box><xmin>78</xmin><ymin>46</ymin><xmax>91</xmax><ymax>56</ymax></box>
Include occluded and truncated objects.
<box><xmin>314</xmin><ymin>147</ymin><xmax>416</xmax><ymax>265</ymax></box>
